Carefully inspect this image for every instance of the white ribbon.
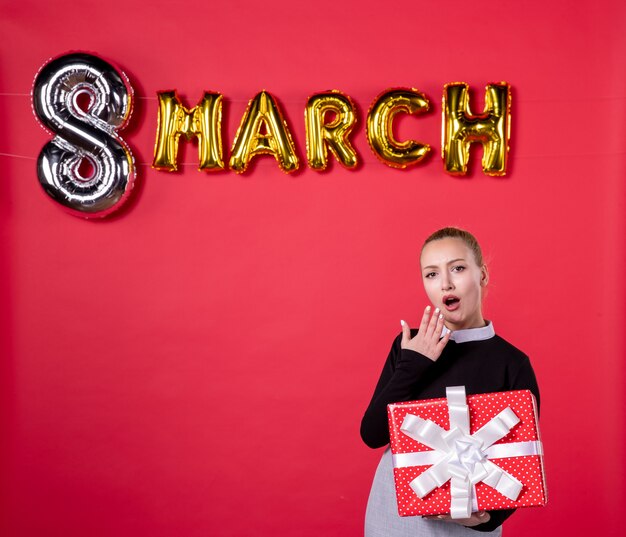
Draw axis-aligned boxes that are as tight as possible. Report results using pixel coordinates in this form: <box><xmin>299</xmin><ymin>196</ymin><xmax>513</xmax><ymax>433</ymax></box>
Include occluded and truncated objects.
<box><xmin>395</xmin><ymin>386</ymin><xmax>540</xmax><ymax>519</ymax></box>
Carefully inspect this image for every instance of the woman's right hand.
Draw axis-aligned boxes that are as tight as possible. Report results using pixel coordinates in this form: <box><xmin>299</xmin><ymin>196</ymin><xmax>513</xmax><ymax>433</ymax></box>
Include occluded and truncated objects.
<box><xmin>401</xmin><ymin>306</ymin><xmax>451</xmax><ymax>361</ymax></box>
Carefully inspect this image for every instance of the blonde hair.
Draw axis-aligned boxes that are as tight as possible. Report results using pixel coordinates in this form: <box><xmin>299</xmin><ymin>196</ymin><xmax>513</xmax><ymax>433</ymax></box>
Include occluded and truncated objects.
<box><xmin>422</xmin><ymin>227</ymin><xmax>484</xmax><ymax>266</ymax></box>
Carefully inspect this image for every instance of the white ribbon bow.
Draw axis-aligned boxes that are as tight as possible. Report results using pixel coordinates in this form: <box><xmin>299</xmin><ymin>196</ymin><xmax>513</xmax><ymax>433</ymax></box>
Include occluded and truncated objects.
<box><xmin>394</xmin><ymin>386</ymin><xmax>541</xmax><ymax>519</ymax></box>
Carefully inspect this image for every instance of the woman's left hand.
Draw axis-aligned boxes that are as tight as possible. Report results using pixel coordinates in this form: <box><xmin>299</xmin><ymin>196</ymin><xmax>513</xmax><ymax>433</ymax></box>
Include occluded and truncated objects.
<box><xmin>424</xmin><ymin>511</ymin><xmax>490</xmax><ymax>527</ymax></box>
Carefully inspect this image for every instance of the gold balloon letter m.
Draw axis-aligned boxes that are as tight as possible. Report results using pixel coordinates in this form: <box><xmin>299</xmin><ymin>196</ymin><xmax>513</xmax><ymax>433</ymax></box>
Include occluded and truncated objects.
<box><xmin>442</xmin><ymin>83</ymin><xmax>511</xmax><ymax>176</ymax></box>
<box><xmin>152</xmin><ymin>91</ymin><xmax>224</xmax><ymax>172</ymax></box>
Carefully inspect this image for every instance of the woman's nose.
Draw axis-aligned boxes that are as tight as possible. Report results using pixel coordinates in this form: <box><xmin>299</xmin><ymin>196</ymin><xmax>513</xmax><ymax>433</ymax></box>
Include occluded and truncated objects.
<box><xmin>441</xmin><ymin>274</ymin><xmax>454</xmax><ymax>290</ymax></box>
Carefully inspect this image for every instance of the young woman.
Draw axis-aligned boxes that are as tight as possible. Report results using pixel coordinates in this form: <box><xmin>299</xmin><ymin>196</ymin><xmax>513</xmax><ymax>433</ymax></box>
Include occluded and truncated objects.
<box><xmin>361</xmin><ymin>227</ymin><xmax>540</xmax><ymax>536</ymax></box>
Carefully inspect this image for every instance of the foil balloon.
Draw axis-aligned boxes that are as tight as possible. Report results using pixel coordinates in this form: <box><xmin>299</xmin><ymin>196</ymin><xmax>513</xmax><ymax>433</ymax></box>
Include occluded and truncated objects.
<box><xmin>229</xmin><ymin>91</ymin><xmax>299</xmax><ymax>174</ymax></box>
<box><xmin>32</xmin><ymin>52</ymin><xmax>135</xmax><ymax>217</ymax></box>
<box><xmin>366</xmin><ymin>88</ymin><xmax>431</xmax><ymax>169</ymax></box>
<box><xmin>305</xmin><ymin>91</ymin><xmax>358</xmax><ymax>170</ymax></box>
<box><xmin>153</xmin><ymin>91</ymin><xmax>224</xmax><ymax>172</ymax></box>
<box><xmin>442</xmin><ymin>82</ymin><xmax>511</xmax><ymax>176</ymax></box>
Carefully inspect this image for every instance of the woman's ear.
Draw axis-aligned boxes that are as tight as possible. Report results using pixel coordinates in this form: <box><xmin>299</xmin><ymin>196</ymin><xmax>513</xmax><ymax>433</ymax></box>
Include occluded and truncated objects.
<box><xmin>480</xmin><ymin>265</ymin><xmax>490</xmax><ymax>287</ymax></box>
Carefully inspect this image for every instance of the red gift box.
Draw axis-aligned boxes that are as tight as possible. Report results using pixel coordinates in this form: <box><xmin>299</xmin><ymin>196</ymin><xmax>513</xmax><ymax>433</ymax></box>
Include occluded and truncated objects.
<box><xmin>387</xmin><ymin>387</ymin><xmax>547</xmax><ymax>518</ymax></box>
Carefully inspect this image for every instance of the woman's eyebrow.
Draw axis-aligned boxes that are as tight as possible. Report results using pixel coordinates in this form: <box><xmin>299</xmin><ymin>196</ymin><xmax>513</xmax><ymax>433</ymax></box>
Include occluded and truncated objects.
<box><xmin>422</xmin><ymin>258</ymin><xmax>466</xmax><ymax>270</ymax></box>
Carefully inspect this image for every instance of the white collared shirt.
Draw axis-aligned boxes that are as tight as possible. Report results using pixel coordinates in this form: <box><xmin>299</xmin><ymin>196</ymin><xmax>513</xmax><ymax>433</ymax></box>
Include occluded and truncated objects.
<box><xmin>441</xmin><ymin>320</ymin><xmax>495</xmax><ymax>343</ymax></box>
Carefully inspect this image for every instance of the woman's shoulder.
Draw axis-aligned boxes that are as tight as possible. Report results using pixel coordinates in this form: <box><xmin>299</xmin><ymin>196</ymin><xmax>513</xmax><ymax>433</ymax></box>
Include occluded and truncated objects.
<box><xmin>486</xmin><ymin>334</ymin><xmax>530</xmax><ymax>362</ymax></box>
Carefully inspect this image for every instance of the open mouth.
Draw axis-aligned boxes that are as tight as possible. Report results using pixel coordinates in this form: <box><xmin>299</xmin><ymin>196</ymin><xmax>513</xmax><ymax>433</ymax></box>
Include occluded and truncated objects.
<box><xmin>443</xmin><ymin>295</ymin><xmax>460</xmax><ymax>310</ymax></box>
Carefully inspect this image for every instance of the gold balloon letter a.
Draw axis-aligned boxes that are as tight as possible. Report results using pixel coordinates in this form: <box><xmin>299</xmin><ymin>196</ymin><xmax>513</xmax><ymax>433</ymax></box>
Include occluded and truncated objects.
<box><xmin>305</xmin><ymin>91</ymin><xmax>358</xmax><ymax>170</ymax></box>
<box><xmin>229</xmin><ymin>91</ymin><xmax>299</xmax><ymax>174</ymax></box>
<box><xmin>366</xmin><ymin>89</ymin><xmax>431</xmax><ymax>169</ymax></box>
<box><xmin>152</xmin><ymin>91</ymin><xmax>224</xmax><ymax>171</ymax></box>
<box><xmin>442</xmin><ymin>83</ymin><xmax>511</xmax><ymax>176</ymax></box>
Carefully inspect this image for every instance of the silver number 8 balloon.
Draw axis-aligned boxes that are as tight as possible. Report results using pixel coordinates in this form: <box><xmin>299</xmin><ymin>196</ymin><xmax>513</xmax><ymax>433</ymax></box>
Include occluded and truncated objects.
<box><xmin>32</xmin><ymin>52</ymin><xmax>135</xmax><ymax>218</ymax></box>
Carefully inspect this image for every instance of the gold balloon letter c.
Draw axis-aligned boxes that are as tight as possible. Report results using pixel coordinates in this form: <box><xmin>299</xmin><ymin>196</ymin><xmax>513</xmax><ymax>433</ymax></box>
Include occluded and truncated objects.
<box><xmin>366</xmin><ymin>89</ymin><xmax>431</xmax><ymax>169</ymax></box>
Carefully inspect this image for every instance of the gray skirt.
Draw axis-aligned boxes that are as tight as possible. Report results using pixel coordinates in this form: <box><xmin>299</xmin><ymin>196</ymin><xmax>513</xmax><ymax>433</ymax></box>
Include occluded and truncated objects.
<box><xmin>364</xmin><ymin>448</ymin><xmax>502</xmax><ymax>537</ymax></box>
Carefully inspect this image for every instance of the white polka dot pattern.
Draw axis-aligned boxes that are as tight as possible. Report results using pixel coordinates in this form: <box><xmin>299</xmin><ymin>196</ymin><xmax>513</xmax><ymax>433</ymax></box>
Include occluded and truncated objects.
<box><xmin>387</xmin><ymin>389</ymin><xmax>547</xmax><ymax>517</ymax></box>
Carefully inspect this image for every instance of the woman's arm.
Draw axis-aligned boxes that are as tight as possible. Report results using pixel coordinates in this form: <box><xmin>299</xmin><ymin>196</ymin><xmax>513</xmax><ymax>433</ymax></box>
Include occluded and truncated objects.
<box><xmin>470</xmin><ymin>354</ymin><xmax>541</xmax><ymax>532</ymax></box>
<box><xmin>360</xmin><ymin>309</ymin><xmax>451</xmax><ymax>448</ymax></box>
<box><xmin>360</xmin><ymin>333</ymin><xmax>434</xmax><ymax>448</ymax></box>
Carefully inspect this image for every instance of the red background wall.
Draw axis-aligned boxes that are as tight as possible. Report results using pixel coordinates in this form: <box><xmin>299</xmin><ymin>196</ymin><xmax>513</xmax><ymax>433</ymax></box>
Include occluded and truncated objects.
<box><xmin>1</xmin><ymin>1</ymin><xmax>625</xmax><ymax>535</ymax></box>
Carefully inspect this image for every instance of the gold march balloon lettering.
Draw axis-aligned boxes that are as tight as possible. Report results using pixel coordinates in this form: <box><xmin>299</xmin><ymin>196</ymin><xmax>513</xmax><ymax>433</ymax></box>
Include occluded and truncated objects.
<box><xmin>32</xmin><ymin>53</ymin><xmax>512</xmax><ymax>219</ymax></box>
<box><xmin>153</xmin><ymin>85</ymin><xmax>512</xmax><ymax>176</ymax></box>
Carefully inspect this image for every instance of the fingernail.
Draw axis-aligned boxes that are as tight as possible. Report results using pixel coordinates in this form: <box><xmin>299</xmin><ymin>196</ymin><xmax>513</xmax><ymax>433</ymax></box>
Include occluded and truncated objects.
<box><xmin>400</xmin><ymin>320</ymin><xmax>405</xmax><ymax>326</ymax></box>
<box><xmin>434</xmin><ymin>308</ymin><xmax>440</xmax><ymax>313</ymax></box>
<box><xmin>439</xmin><ymin>314</ymin><xmax>443</xmax><ymax>319</ymax></box>
<box><xmin>426</xmin><ymin>306</ymin><xmax>431</xmax><ymax>311</ymax></box>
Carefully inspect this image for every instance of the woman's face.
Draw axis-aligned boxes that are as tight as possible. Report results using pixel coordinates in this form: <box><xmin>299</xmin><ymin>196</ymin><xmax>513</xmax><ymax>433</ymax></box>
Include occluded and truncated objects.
<box><xmin>420</xmin><ymin>237</ymin><xmax>488</xmax><ymax>330</ymax></box>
